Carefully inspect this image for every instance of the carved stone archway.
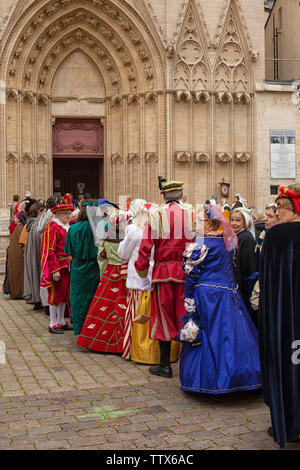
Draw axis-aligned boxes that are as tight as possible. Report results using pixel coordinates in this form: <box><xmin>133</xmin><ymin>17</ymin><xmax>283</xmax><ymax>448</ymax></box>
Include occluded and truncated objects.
<box><xmin>0</xmin><ymin>0</ymin><xmax>166</xmax><ymax>206</ymax></box>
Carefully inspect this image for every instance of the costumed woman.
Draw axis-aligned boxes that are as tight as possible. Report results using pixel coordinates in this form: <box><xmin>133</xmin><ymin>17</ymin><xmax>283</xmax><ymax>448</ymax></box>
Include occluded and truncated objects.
<box><xmin>64</xmin><ymin>201</ymin><xmax>100</xmax><ymax>336</ymax></box>
<box><xmin>249</xmin><ymin>203</ymin><xmax>279</xmax><ymax>312</ymax></box>
<box><xmin>231</xmin><ymin>193</ymin><xmax>247</xmax><ymax>210</ymax></box>
<box><xmin>117</xmin><ymin>199</ymin><xmax>180</xmax><ymax>364</ymax></box>
<box><xmin>179</xmin><ymin>204</ymin><xmax>261</xmax><ymax>394</ymax></box>
<box><xmin>38</xmin><ymin>196</ymin><xmax>58</xmax><ymax>315</ymax></box>
<box><xmin>76</xmin><ymin>210</ymin><xmax>129</xmax><ymax>353</ymax></box>
<box><xmin>230</xmin><ymin>207</ymin><xmax>256</xmax><ymax>324</ymax></box>
<box><xmin>23</xmin><ymin>201</ymin><xmax>46</xmax><ymax>310</ymax></box>
<box><xmin>7</xmin><ymin>199</ymin><xmax>33</xmax><ymax>299</ymax></box>
<box><xmin>259</xmin><ymin>184</ymin><xmax>300</xmax><ymax>448</ymax></box>
<box><xmin>40</xmin><ymin>203</ymin><xmax>74</xmax><ymax>334</ymax></box>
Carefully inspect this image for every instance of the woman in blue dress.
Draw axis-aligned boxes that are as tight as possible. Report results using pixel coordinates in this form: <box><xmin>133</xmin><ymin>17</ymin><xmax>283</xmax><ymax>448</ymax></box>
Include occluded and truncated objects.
<box><xmin>179</xmin><ymin>204</ymin><xmax>261</xmax><ymax>394</ymax></box>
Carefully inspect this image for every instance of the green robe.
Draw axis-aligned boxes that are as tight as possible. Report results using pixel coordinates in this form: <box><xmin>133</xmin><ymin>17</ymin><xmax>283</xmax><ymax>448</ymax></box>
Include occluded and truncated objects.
<box><xmin>65</xmin><ymin>221</ymin><xmax>99</xmax><ymax>335</ymax></box>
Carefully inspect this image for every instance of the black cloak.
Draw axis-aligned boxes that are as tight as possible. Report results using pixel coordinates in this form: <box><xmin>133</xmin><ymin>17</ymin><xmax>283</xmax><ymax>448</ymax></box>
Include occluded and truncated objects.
<box><xmin>258</xmin><ymin>222</ymin><xmax>300</xmax><ymax>448</ymax></box>
<box><xmin>234</xmin><ymin>229</ymin><xmax>256</xmax><ymax>311</ymax></box>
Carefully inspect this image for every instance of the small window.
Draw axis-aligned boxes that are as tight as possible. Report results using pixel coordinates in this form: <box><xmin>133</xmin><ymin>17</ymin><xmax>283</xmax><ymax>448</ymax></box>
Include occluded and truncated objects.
<box><xmin>270</xmin><ymin>185</ymin><xmax>279</xmax><ymax>195</ymax></box>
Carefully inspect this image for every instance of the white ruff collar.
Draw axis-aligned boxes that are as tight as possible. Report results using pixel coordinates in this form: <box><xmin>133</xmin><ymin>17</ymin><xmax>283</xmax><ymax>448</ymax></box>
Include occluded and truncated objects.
<box><xmin>53</xmin><ymin>216</ymin><xmax>70</xmax><ymax>232</ymax></box>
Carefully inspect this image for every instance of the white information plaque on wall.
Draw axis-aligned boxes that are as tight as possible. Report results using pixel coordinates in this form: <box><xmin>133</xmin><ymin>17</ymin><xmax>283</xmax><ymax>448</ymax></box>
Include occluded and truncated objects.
<box><xmin>270</xmin><ymin>129</ymin><xmax>296</xmax><ymax>179</ymax></box>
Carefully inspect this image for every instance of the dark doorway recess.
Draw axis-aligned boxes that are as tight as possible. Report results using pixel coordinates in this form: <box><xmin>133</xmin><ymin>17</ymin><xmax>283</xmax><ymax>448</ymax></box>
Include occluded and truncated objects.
<box><xmin>53</xmin><ymin>157</ymin><xmax>103</xmax><ymax>199</ymax></box>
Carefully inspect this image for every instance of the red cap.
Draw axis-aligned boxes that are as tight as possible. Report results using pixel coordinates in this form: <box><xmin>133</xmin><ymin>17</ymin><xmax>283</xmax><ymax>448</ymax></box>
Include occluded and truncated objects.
<box><xmin>51</xmin><ymin>204</ymin><xmax>74</xmax><ymax>214</ymax></box>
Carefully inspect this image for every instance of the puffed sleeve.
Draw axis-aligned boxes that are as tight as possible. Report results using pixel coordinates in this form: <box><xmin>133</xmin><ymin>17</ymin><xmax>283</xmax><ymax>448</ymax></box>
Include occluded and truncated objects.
<box><xmin>134</xmin><ymin>224</ymin><xmax>155</xmax><ymax>278</ymax></box>
<box><xmin>183</xmin><ymin>241</ymin><xmax>209</xmax><ymax>276</ymax></box>
<box><xmin>183</xmin><ymin>241</ymin><xmax>209</xmax><ymax>300</ymax></box>
<box><xmin>118</xmin><ymin>224</ymin><xmax>139</xmax><ymax>260</ymax></box>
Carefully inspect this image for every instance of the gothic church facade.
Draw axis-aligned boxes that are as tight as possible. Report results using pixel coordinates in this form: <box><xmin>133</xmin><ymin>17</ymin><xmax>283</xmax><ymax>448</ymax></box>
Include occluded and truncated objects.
<box><xmin>0</xmin><ymin>0</ymin><xmax>298</xmax><ymax>208</ymax></box>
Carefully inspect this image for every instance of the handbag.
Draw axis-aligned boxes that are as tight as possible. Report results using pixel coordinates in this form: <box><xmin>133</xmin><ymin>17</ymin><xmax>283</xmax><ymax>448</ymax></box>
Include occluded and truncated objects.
<box><xmin>133</xmin><ymin>290</ymin><xmax>151</xmax><ymax>324</ymax></box>
<box><xmin>179</xmin><ymin>318</ymin><xmax>200</xmax><ymax>343</ymax></box>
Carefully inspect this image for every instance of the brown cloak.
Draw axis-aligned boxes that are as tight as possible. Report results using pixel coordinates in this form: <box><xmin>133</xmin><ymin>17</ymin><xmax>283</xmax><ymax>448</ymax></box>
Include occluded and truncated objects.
<box><xmin>8</xmin><ymin>223</ymin><xmax>24</xmax><ymax>299</ymax></box>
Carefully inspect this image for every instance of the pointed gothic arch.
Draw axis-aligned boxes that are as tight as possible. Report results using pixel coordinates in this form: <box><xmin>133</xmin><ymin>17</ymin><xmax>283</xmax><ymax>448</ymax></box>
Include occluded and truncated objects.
<box><xmin>213</xmin><ymin>0</ymin><xmax>254</xmax><ymax>93</ymax></box>
<box><xmin>212</xmin><ymin>0</ymin><xmax>255</xmax><ymax>210</ymax></box>
<box><xmin>171</xmin><ymin>0</ymin><xmax>211</xmax><ymax>92</ymax></box>
<box><xmin>1</xmin><ymin>0</ymin><xmax>165</xmax><ymax>93</ymax></box>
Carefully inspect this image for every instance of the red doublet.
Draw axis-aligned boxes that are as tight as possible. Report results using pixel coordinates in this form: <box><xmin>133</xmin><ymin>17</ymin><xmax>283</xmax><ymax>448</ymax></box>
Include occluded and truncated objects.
<box><xmin>135</xmin><ymin>202</ymin><xmax>194</xmax><ymax>341</ymax></box>
<box><xmin>40</xmin><ymin>221</ymin><xmax>71</xmax><ymax>305</ymax></box>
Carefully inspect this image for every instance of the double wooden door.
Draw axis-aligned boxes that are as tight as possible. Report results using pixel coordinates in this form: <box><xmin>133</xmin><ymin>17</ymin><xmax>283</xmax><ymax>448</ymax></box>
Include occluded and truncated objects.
<box><xmin>52</xmin><ymin>118</ymin><xmax>104</xmax><ymax>199</ymax></box>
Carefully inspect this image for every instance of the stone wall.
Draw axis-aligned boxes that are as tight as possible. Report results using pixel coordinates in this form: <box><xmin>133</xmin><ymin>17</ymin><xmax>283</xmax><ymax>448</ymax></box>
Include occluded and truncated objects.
<box><xmin>256</xmin><ymin>82</ymin><xmax>300</xmax><ymax>207</ymax></box>
<box><xmin>265</xmin><ymin>0</ymin><xmax>300</xmax><ymax>81</ymax></box>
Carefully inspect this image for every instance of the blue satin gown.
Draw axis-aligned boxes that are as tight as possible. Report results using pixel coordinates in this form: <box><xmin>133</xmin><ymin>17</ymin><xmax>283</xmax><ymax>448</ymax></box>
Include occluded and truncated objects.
<box><xmin>179</xmin><ymin>235</ymin><xmax>261</xmax><ymax>394</ymax></box>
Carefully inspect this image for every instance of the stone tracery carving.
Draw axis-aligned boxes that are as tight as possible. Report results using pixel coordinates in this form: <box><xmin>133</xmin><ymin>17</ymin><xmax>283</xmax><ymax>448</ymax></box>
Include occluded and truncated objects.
<box><xmin>216</xmin><ymin>91</ymin><xmax>232</xmax><ymax>104</ymax></box>
<box><xmin>193</xmin><ymin>90</ymin><xmax>210</xmax><ymax>103</ymax></box>
<box><xmin>145</xmin><ymin>152</ymin><xmax>158</xmax><ymax>163</ymax></box>
<box><xmin>128</xmin><ymin>94</ymin><xmax>140</xmax><ymax>105</ymax></box>
<box><xmin>173</xmin><ymin>2</ymin><xmax>210</xmax><ymax>92</ymax></box>
<box><xmin>216</xmin><ymin>152</ymin><xmax>232</xmax><ymax>163</ymax></box>
<box><xmin>37</xmin><ymin>94</ymin><xmax>49</xmax><ymax>106</ymax></box>
<box><xmin>144</xmin><ymin>92</ymin><xmax>157</xmax><ymax>104</ymax></box>
<box><xmin>21</xmin><ymin>91</ymin><xmax>34</xmax><ymax>103</ymax></box>
<box><xmin>212</xmin><ymin>0</ymin><xmax>254</xmax><ymax>53</ymax></box>
<box><xmin>6</xmin><ymin>151</ymin><xmax>18</xmax><ymax>162</ymax></box>
<box><xmin>234</xmin><ymin>152</ymin><xmax>251</xmax><ymax>163</ymax></box>
<box><xmin>22</xmin><ymin>152</ymin><xmax>34</xmax><ymax>164</ymax></box>
<box><xmin>128</xmin><ymin>153</ymin><xmax>140</xmax><ymax>164</ymax></box>
<box><xmin>214</xmin><ymin>4</ymin><xmax>252</xmax><ymax>95</ymax></box>
<box><xmin>111</xmin><ymin>95</ymin><xmax>123</xmax><ymax>107</ymax></box>
<box><xmin>37</xmin><ymin>154</ymin><xmax>48</xmax><ymax>164</ymax></box>
<box><xmin>111</xmin><ymin>153</ymin><xmax>124</xmax><ymax>165</ymax></box>
<box><xmin>6</xmin><ymin>88</ymin><xmax>19</xmax><ymax>101</ymax></box>
<box><xmin>175</xmin><ymin>151</ymin><xmax>191</xmax><ymax>163</ymax></box>
<box><xmin>174</xmin><ymin>90</ymin><xmax>192</xmax><ymax>102</ymax></box>
<box><xmin>171</xmin><ymin>0</ymin><xmax>211</xmax><ymax>51</ymax></box>
<box><xmin>233</xmin><ymin>91</ymin><xmax>251</xmax><ymax>104</ymax></box>
<box><xmin>194</xmin><ymin>152</ymin><xmax>210</xmax><ymax>162</ymax></box>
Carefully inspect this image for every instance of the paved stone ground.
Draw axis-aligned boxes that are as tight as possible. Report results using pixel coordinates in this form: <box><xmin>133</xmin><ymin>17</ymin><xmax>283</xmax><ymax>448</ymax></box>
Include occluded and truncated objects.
<box><xmin>0</xmin><ymin>274</ymin><xmax>299</xmax><ymax>451</ymax></box>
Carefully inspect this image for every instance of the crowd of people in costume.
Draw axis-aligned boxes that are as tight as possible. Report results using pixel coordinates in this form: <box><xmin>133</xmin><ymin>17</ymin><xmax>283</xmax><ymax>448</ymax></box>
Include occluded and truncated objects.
<box><xmin>2</xmin><ymin>180</ymin><xmax>300</xmax><ymax>449</ymax></box>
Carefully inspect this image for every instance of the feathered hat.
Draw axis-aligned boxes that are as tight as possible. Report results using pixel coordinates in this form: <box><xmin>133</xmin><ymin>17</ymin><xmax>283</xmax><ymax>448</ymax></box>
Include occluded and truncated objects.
<box><xmin>63</xmin><ymin>193</ymin><xmax>73</xmax><ymax>205</ymax></box>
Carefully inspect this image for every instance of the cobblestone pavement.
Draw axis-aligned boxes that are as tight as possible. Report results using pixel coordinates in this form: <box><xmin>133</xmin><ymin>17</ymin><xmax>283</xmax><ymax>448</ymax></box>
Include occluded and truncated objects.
<box><xmin>0</xmin><ymin>277</ymin><xmax>299</xmax><ymax>451</ymax></box>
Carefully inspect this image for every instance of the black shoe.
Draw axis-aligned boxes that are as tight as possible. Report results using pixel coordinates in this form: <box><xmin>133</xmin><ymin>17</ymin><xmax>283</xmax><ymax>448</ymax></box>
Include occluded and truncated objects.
<box><xmin>58</xmin><ymin>322</ymin><xmax>73</xmax><ymax>331</ymax></box>
<box><xmin>33</xmin><ymin>302</ymin><xmax>43</xmax><ymax>311</ymax></box>
<box><xmin>49</xmin><ymin>326</ymin><xmax>64</xmax><ymax>334</ymax></box>
<box><xmin>149</xmin><ymin>365</ymin><xmax>172</xmax><ymax>378</ymax></box>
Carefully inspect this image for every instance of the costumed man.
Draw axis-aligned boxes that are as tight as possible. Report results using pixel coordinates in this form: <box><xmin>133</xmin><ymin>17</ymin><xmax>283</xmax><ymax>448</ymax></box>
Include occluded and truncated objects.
<box><xmin>63</xmin><ymin>193</ymin><xmax>79</xmax><ymax>224</ymax></box>
<box><xmin>259</xmin><ymin>184</ymin><xmax>300</xmax><ymax>448</ymax></box>
<box><xmin>135</xmin><ymin>180</ymin><xmax>195</xmax><ymax>378</ymax></box>
<box><xmin>40</xmin><ymin>203</ymin><xmax>74</xmax><ymax>334</ymax></box>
